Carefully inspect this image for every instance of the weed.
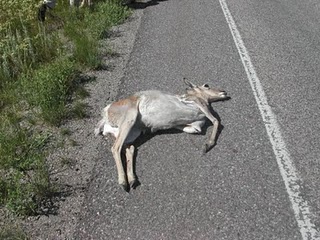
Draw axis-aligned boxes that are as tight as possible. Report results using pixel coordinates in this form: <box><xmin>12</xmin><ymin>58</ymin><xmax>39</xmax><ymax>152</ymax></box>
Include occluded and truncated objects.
<box><xmin>69</xmin><ymin>139</ymin><xmax>79</xmax><ymax>147</ymax></box>
<box><xmin>2</xmin><ymin>158</ymin><xmax>56</xmax><ymax>216</ymax></box>
<box><xmin>60</xmin><ymin>128</ymin><xmax>72</xmax><ymax>136</ymax></box>
<box><xmin>0</xmin><ymin>113</ymin><xmax>48</xmax><ymax>171</ymax></box>
<box><xmin>75</xmin><ymin>87</ymin><xmax>90</xmax><ymax>99</ymax></box>
<box><xmin>20</xmin><ymin>58</ymin><xmax>78</xmax><ymax>125</ymax></box>
<box><xmin>61</xmin><ymin>0</ymin><xmax>131</xmax><ymax>68</ymax></box>
<box><xmin>0</xmin><ymin>22</ymin><xmax>61</xmax><ymax>90</ymax></box>
<box><xmin>71</xmin><ymin>101</ymin><xmax>88</xmax><ymax>119</ymax></box>
<box><xmin>0</xmin><ymin>0</ymin><xmax>39</xmax><ymax>30</ymax></box>
<box><xmin>89</xmin><ymin>0</ymin><xmax>132</xmax><ymax>37</ymax></box>
<box><xmin>0</xmin><ymin>178</ymin><xmax>7</xmax><ymax>205</ymax></box>
<box><xmin>0</xmin><ymin>224</ymin><xmax>28</xmax><ymax>240</ymax></box>
<box><xmin>0</xmin><ymin>110</ymin><xmax>56</xmax><ymax>215</ymax></box>
<box><xmin>59</xmin><ymin>157</ymin><xmax>74</xmax><ymax>168</ymax></box>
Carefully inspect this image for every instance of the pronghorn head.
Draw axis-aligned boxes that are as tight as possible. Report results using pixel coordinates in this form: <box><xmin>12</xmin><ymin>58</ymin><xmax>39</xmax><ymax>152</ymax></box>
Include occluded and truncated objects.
<box><xmin>183</xmin><ymin>78</ymin><xmax>228</xmax><ymax>103</ymax></box>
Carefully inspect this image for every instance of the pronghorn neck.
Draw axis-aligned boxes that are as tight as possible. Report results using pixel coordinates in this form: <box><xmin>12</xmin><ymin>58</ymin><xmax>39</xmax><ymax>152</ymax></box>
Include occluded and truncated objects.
<box><xmin>179</xmin><ymin>93</ymin><xmax>208</xmax><ymax>105</ymax></box>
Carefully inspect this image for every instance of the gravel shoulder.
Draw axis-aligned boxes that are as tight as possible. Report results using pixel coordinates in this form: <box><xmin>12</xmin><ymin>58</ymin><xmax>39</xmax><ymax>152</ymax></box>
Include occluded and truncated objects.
<box><xmin>17</xmin><ymin>6</ymin><xmax>144</xmax><ymax>240</ymax></box>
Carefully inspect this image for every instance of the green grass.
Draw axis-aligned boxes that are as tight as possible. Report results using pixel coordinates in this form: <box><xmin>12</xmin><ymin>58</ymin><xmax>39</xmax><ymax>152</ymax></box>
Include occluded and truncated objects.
<box><xmin>61</xmin><ymin>0</ymin><xmax>131</xmax><ymax>68</ymax></box>
<box><xmin>20</xmin><ymin>58</ymin><xmax>78</xmax><ymax>125</ymax></box>
<box><xmin>0</xmin><ymin>224</ymin><xmax>28</xmax><ymax>240</ymax></box>
<box><xmin>70</xmin><ymin>101</ymin><xmax>89</xmax><ymax>119</ymax></box>
<box><xmin>0</xmin><ymin>0</ymin><xmax>131</xmax><ymax>223</ymax></box>
<box><xmin>0</xmin><ymin>116</ymin><xmax>54</xmax><ymax>215</ymax></box>
<box><xmin>0</xmin><ymin>22</ymin><xmax>61</xmax><ymax>90</ymax></box>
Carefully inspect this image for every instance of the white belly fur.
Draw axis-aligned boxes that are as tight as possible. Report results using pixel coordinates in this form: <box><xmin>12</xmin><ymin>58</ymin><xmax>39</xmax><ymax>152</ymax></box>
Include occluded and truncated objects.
<box><xmin>103</xmin><ymin>123</ymin><xmax>119</xmax><ymax>138</ymax></box>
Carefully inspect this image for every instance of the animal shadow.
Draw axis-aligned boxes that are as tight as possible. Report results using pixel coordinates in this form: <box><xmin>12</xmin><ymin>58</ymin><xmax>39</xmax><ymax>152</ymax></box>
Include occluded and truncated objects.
<box><xmin>127</xmin><ymin>105</ymin><xmax>226</xmax><ymax>191</ymax></box>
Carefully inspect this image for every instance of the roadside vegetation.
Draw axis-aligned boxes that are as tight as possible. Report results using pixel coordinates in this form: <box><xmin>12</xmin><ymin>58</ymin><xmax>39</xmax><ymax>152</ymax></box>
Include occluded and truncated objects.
<box><xmin>0</xmin><ymin>0</ymin><xmax>130</xmax><ymax>228</ymax></box>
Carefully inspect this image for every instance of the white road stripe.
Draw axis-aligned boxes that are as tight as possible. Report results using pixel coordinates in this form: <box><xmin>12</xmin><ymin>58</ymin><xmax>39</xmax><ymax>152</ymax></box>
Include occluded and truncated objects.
<box><xmin>218</xmin><ymin>0</ymin><xmax>320</xmax><ymax>239</ymax></box>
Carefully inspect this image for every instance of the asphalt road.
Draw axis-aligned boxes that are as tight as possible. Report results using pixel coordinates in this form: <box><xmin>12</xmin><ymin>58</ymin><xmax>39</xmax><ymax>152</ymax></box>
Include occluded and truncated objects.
<box><xmin>75</xmin><ymin>0</ymin><xmax>320</xmax><ymax>239</ymax></box>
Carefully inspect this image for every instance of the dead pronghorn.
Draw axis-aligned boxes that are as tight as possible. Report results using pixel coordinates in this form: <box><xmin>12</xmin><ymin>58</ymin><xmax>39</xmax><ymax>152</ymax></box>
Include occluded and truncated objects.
<box><xmin>95</xmin><ymin>79</ymin><xmax>228</xmax><ymax>190</ymax></box>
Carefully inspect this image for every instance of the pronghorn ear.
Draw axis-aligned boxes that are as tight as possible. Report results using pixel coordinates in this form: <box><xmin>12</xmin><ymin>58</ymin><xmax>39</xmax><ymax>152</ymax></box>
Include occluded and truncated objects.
<box><xmin>183</xmin><ymin>78</ymin><xmax>197</xmax><ymax>88</ymax></box>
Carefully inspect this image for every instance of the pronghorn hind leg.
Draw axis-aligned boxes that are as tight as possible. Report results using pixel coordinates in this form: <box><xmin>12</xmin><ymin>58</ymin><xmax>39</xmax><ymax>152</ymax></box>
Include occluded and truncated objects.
<box><xmin>125</xmin><ymin>145</ymin><xmax>139</xmax><ymax>189</ymax></box>
<box><xmin>111</xmin><ymin>108</ymin><xmax>139</xmax><ymax>191</ymax></box>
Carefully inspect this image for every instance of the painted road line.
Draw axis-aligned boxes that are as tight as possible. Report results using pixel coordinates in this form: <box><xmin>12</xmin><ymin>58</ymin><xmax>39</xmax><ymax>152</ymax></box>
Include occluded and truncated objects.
<box><xmin>218</xmin><ymin>0</ymin><xmax>320</xmax><ymax>239</ymax></box>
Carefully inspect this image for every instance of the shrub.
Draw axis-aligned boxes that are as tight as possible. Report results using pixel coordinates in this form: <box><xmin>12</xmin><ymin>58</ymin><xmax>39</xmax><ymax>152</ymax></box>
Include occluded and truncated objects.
<box><xmin>0</xmin><ymin>114</ymin><xmax>50</xmax><ymax>171</ymax></box>
<box><xmin>0</xmin><ymin>224</ymin><xmax>28</xmax><ymax>240</ymax></box>
<box><xmin>21</xmin><ymin>58</ymin><xmax>78</xmax><ymax>125</ymax></box>
<box><xmin>0</xmin><ymin>112</ymin><xmax>54</xmax><ymax>215</ymax></box>
<box><xmin>64</xmin><ymin>23</ymin><xmax>100</xmax><ymax>68</ymax></box>
<box><xmin>84</xmin><ymin>0</ymin><xmax>132</xmax><ymax>39</ymax></box>
<box><xmin>62</xmin><ymin>0</ymin><xmax>131</xmax><ymax>68</ymax></box>
<box><xmin>0</xmin><ymin>0</ymin><xmax>39</xmax><ymax>30</ymax></box>
<box><xmin>0</xmin><ymin>22</ymin><xmax>61</xmax><ymax>90</ymax></box>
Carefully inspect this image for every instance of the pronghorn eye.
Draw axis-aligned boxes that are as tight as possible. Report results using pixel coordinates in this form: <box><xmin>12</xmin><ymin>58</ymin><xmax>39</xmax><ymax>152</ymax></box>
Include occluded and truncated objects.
<box><xmin>203</xmin><ymin>84</ymin><xmax>209</xmax><ymax>88</ymax></box>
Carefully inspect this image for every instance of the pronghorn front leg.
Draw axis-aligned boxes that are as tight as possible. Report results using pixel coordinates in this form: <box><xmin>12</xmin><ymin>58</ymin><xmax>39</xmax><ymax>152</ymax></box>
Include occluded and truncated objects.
<box><xmin>194</xmin><ymin>99</ymin><xmax>219</xmax><ymax>153</ymax></box>
<box><xmin>125</xmin><ymin>145</ymin><xmax>139</xmax><ymax>189</ymax></box>
<box><xmin>111</xmin><ymin>109</ymin><xmax>138</xmax><ymax>190</ymax></box>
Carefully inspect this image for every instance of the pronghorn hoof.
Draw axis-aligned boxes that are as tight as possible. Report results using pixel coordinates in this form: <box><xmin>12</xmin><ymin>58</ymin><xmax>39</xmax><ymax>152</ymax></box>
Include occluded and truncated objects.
<box><xmin>202</xmin><ymin>145</ymin><xmax>208</xmax><ymax>155</ymax></box>
<box><xmin>119</xmin><ymin>182</ymin><xmax>129</xmax><ymax>192</ymax></box>
<box><xmin>202</xmin><ymin>143</ymin><xmax>213</xmax><ymax>155</ymax></box>
<box><xmin>129</xmin><ymin>179</ymin><xmax>140</xmax><ymax>189</ymax></box>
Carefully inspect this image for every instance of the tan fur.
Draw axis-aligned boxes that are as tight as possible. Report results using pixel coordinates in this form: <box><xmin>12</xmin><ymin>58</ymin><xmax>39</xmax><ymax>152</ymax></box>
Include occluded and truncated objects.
<box><xmin>107</xmin><ymin>96</ymin><xmax>139</xmax><ymax>126</ymax></box>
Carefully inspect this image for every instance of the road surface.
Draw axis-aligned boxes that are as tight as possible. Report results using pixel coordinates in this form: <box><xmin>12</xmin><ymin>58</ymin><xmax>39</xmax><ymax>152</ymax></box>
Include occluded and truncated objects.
<box><xmin>75</xmin><ymin>0</ymin><xmax>320</xmax><ymax>239</ymax></box>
